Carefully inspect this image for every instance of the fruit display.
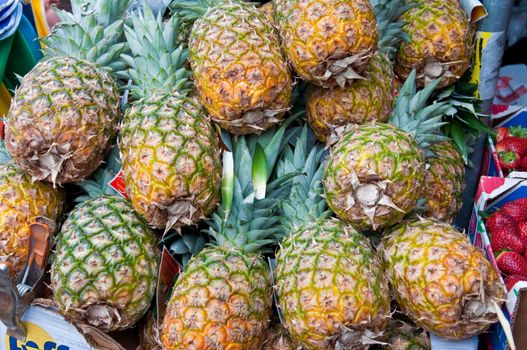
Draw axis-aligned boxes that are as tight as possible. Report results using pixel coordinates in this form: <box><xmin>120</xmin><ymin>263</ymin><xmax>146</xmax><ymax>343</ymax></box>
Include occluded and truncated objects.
<box><xmin>323</xmin><ymin>71</ymin><xmax>453</xmax><ymax>231</ymax></box>
<box><xmin>1</xmin><ymin>0</ymin><xmax>514</xmax><ymax>349</ymax></box>
<box><xmin>161</xmin><ymin>126</ymin><xmax>290</xmax><ymax>349</ymax></box>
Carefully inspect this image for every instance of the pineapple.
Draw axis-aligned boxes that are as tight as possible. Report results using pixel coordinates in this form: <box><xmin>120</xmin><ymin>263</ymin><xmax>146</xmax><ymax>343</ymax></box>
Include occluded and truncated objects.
<box><xmin>306</xmin><ymin>0</ymin><xmax>411</xmax><ymax>142</ymax></box>
<box><xmin>420</xmin><ymin>141</ymin><xmax>465</xmax><ymax>223</ymax></box>
<box><xmin>378</xmin><ymin>219</ymin><xmax>506</xmax><ymax>339</ymax></box>
<box><xmin>161</xmin><ymin>124</ymin><xmax>292</xmax><ymax>349</ymax></box>
<box><xmin>50</xmin><ymin>150</ymin><xmax>159</xmax><ymax>332</ymax></box>
<box><xmin>323</xmin><ymin>70</ymin><xmax>451</xmax><ymax>230</ymax></box>
<box><xmin>118</xmin><ymin>7</ymin><xmax>222</xmax><ymax>231</ymax></box>
<box><xmin>274</xmin><ymin>127</ymin><xmax>390</xmax><ymax>349</ymax></box>
<box><xmin>395</xmin><ymin>0</ymin><xmax>475</xmax><ymax>88</ymax></box>
<box><xmin>273</xmin><ymin>0</ymin><xmax>378</xmax><ymax>87</ymax></box>
<box><xmin>4</xmin><ymin>0</ymin><xmax>130</xmax><ymax>185</ymax></box>
<box><xmin>171</xmin><ymin>0</ymin><xmax>292</xmax><ymax>134</ymax></box>
<box><xmin>264</xmin><ymin>323</ymin><xmax>301</xmax><ymax>350</ymax></box>
<box><xmin>0</xmin><ymin>142</ymin><xmax>65</xmax><ymax>278</ymax></box>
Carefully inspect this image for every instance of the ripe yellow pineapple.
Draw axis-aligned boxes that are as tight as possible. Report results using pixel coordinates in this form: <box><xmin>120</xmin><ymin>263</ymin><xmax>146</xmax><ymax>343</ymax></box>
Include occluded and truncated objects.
<box><xmin>0</xmin><ymin>144</ymin><xmax>65</xmax><ymax>277</ymax></box>
<box><xmin>162</xmin><ymin>126</ymin><xmax>290</xmax><ymax>349</ymax></box>
<box><xmin>395</xmin><ymin>0</ymin><xmax>475</xmax><ymax>88</ymax></box>
<box><xmin>307</xmin><ymin>54</ymin><xmax>394</xmax><ymax>142</ymax></box>
<box><xmin>119</xmin><ymin>6</ymin><xmax>222</xmax><ymax>231</ymax></box>
<box><xmin>378</xmin><ymin>219</ymin><xmax>506</xmax><ymax>339</ymax></box>
<box><xmin>421</xmin><ymin>141</ymin><xmax>465</xmax><ymax>223</ymax></box>
<box><xmin>274</xmin><ymin>127</ymin><xmax>390</xmax><ymax>349</ymax></box>
<box><xmin>5</xmin><ymin>1</ymin><xmax>130</xmax><ymax>185</ymax></box>
<box><xmin>274</xmin><ymin>0</ymin><xmax>378</xmax><ymax>87</ymax></box>
<box><xmin>171</xmin><ymin>0</ymin><xmax>292</xmax><ymax>134</ymax></box>
<box><xmin>306</xmin><ymin>0</ymin><xmax>411</xmax><ymax>142</ymax></box>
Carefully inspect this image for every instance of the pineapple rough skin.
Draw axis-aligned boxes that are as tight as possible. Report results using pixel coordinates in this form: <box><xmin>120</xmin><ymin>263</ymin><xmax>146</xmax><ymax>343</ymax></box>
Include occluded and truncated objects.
<box><xmin>395</xmin><ymin>0</ymin><xmax>475</xmax><ymax>89</ymax></box>
<box><xmin>5</xmin><ymin>57</ymin><xmax>121</xmax><ymax>185</ymax></box>
<box><xmin>275</xmin><ymin>218</ymin><xmax>390</xmax><ymax>349</ymax></box>
<box><xmin>379</xmin><ymin>219</ymin><xmax>506</xmax><ymax>339</ymax></box>
<box><xmin>161</xmin><ymin>247</ymin><xmax>273</xmax><ymax>349</ymax></box>
<box><xmin>324</xmin><ymin>123</ymin><xmax>425</xmax><ymax>230</ymax></box>
<box><xmin>120</xmin><ymin>94</ymin><xmax>222</xmax><ymax>230</ymax></box>
<box><xmin>307</xmin><ymin>54</ymin><xmax>394</xmax><ymax>142</ymax></box>
<box><xmin>188</xmin><ymin>1</ymin><xmax>292</xmax><ymax>134</ymax></box>
<box><xmin>50</xmin><ymin>196</ymin><xmax>159</xmax><ymax>332</ymax></box>
<box><xmin>273</xmin><ymin>0</ymin><xmax>378</xmax><ymax>87</ymax></box>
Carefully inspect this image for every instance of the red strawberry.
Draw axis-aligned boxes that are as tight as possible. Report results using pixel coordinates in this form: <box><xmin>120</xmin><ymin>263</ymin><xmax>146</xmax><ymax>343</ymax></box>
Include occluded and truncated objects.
<box><xmin>505</xmin><ymin>274</ymin><xmax>527</xmax><ymax>290</ymax></box>
<box><xmin>490</xmin><ymin>227</ymin><xmax>525</xmax><ymax>254</ymax></box>
<box><xmin>497</xmin><ymin>127</ymin><xmax>509</xmax><ymax>143</ymax></box>
<box><xmin>496</xmin><ymin>251</ymin><xmax>527</xmax><ymax>276</ymax></box>
<box><xmin>501</xmin><ymin>198</ymin><xmax>527</xmax><ymax>222</ymax></box>
<box><xmin>496</xmin><ymin>137</ymin><xmax>527</xmax><ymax>170</ymax></box>
<box><xmin>485</xmin><ymin>211</ymin><xmax>518</xmax><ymax>234</ymax></box>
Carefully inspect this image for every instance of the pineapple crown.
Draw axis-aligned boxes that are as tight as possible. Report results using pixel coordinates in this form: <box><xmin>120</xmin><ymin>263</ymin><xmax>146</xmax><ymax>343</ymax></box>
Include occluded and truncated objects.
<box><xmin>43</xmin><ymin>0</ymin><xmax>132</xmax><ymax>74</ymax></box>
<box><xmin>275</xmin><ymin>125</ymin><xmax>330</xmax><ymax>238</ymax></box>
<box><xmin>75</xmin><ymin>146</ymin><xmax>123</xmax><ymax>203</ymax></box>
<box><xmin>118</xmin><ymin>3</ymin><xmax>192</xmax><ymax>99</ymax></box>
<box><xmin>207</xmin><ymin>117</ymin><xmax>299</xmax><ymax>254</ymax></box>
<box><xmin>433</xmin><ymin>78</ymin><xmax>491</xmax><ymax>165</ymax></box>
<box><xmin>372</xmin><ymin>0</ymin><xmax>415</xmax><ymax>57</ymax></box>
<box><xmin>389</xmin><ymin>70</ymin><xmax>450</xmax><ymax>151</ymax></box>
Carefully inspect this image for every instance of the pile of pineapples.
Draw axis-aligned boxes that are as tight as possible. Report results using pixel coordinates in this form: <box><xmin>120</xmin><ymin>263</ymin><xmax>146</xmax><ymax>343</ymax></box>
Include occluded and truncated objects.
<box><xmin>0</xmin><ymin>0</ymin><xmax>508</xmax><ymax>349</ymax></box>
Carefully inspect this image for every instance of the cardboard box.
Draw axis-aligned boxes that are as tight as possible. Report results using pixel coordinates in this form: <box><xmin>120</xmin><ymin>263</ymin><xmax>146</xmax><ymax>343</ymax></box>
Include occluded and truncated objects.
<box><xmin>481</xmin><ymin>106</ymin><xmax>527</xmax><ymax>178</ymax></box>
<box><xmin>469</xmin><ymin>176</ymin><xmax>527</xmax><ymax>350</ymax></box>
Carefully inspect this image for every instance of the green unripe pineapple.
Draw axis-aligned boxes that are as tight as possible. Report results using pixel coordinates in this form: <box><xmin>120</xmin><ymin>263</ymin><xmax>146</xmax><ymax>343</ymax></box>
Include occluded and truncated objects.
<box><xmin>50</xmin><ymin>148</ymin><xmax>159</xmax><ymax>332</ymax></box>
